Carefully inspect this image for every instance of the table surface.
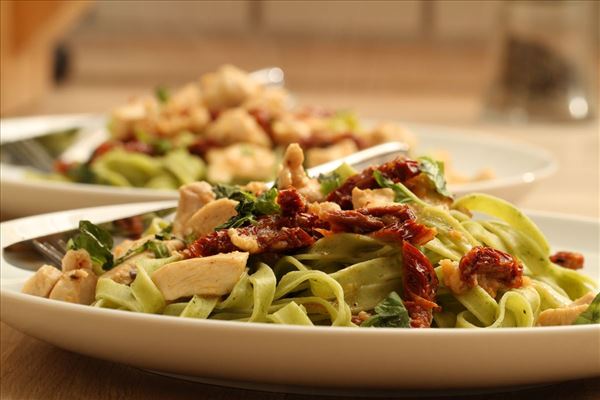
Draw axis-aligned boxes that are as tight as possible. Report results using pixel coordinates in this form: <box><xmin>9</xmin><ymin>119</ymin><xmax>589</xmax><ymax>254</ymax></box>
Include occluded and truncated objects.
<box><xmin>1</xmin><ymin>48</ymin><xmax>599</xmax><ymax>399</ymax></box>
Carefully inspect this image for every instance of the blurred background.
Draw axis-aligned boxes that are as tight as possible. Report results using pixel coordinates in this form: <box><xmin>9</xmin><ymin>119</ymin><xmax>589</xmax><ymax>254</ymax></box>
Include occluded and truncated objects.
<box><xmin>2</xmin><ymin>0</ymin><xmax>598</xmax><ymax>122</ymax></box>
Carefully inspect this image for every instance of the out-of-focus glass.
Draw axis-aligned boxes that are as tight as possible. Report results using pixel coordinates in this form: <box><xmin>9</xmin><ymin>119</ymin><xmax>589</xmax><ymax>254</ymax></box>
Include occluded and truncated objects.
<box><xmin>485</xmin><ymin>1</ymin><xmax>597</xmax><ymax>122</ymax></box>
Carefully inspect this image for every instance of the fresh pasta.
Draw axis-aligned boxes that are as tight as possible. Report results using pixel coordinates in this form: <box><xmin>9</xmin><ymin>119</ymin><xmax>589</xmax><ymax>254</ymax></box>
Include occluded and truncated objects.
<box><xmin>22</xmin><ymin>144</ymin><xmax>599</xmax><ymax>328</ymax></box>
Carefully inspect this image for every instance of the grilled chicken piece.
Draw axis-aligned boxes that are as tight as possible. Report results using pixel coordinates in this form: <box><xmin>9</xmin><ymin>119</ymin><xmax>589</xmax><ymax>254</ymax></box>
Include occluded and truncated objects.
<box><xmin>185</xmin><ymin>198</ymin><xmax>238</xmax><ymax>237</ymax></box>
<box><xmin>173</xmin><ymin>181</ymin><xmax>216</xmax><ymax>236</ymax></box>
<box><xmin>101</xmin><ymin>254</ymin><xmax>145</xmax><ymax>285</ymax></box>
<box><xmin>201</xmin><ymin>65</ymin><xmax>259</xmax><ymax>111</ymax></box>
<box><xmin>272</xmin><ymin>117</ymin><xmax>312</xmax><ymax>145</ymax></box>
<box><xmin>205</xmin><ymin>108</ymin><xmax>271</xmax><ymax>147</ymax></box>
<box><xmin>49</xmin><ymin>269</ymin><xmax>98</xmax><ymax>305</ymax></box>
<box><xmin>243</xmin><ymin>87</ymin><xmax>289</xmax><ymax>117</ymax></box>
<box><xmin>227</xmin><ymin>228</ymin><xmax>260</xmax><ymax>253</ymax></box>
<box><xmin>152</xmin><ymin>252</ymin><xmax>248</xmax><ymax>301</ymax></box>
<box><xmin>537</xmin><ymin>292</ymin><xmax>597</xmax><ymax>326</ymax></box>
<box><xmin>106</xmin><ymin>239</ymin><xmax>184</xmax><ymax>285</ymax></box>
<box><xmin>206</xmin><ymin>144</ymin><xmax>276</xmax><ymax>184</ymax></box>
<box><xmin>351</xmin><ymin>187</ymin><xmax>395</xmax><ymax>209</ymax></box>
<box><xmin>277</xmin><ymin>143</ymin><xmax>309</xmax><ymax>189</ymax></box>
<box><xmin>307</xmin><ymin>201</ymin><xmax>341</xmax><ymax>219</ymax></box>
<box><xmin>22</xmin><ymin>265</ymin><xmax>62</xmax><ymax>297</ymax></box>
<box><xmin>276</xmin><ymin>144</ymin><xmax>323</xmax><ymax>202</ymax></box>
<box><xmin>61</xmin><ymin>249</ymin><xmax>93</xmax><ymax>272</ymax></box>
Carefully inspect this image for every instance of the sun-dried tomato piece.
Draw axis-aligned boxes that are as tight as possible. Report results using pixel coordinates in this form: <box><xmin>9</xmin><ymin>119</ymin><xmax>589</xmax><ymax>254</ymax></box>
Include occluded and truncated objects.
<box><xmin>247</xmin><ymin>108</ymin><xmax>274</xmax><ymax>138</ymax></box>
<box><xmin>550</xmin><ymin>251</ymin><xmax>584</xmax><ymax>270</ymax></box>
<box><xmin>54</xmin><ymin>159</ymin><xmax>73</xmax><ymax>174</ymax></box>
<box><xmin>185</xmin><ymin>230</ymin><xmax>237</xmax><ymax>258</ymax></box>
<box><xmin>402</xmin><ymin>241</ymin><xmax>438</xmax><ymax>302</ymax></box>
<box><xmin>114</xmin><ymin>215</ymin><xmax>145</xmax><ymax>239</ymax></box>
<box><xmin>459</xmin><ymin>246</ymin><xmax>523</xmax><ymax>297</ymax></box>
<box><xmin>326</xmin><ymin>158</ymin><xmax>421</xmax><ymax>209</ymax></box>
<box><xmin>90</xmin><ymin>141</ymin><xmax>118</xmax><ymax>162</ymax></box>
<box><xmin>277</xmin><ymin>188</ymin><xmax>307</xmax><ymax>216</ymax></box>
<box><xmin>122</xmin><ymin>140</ymin><xmax>154</xmax><ymax>155</ymax></box>
<box><xmin>402</xmin><ymin>241</ymin><xmax>439</xmax><ymax>328</ymax></box>
<box><xmin>320</xmin><ymin>205</ymin><xmax>436</xmax><ymax>247</ymax></box>
<box><xmin>258</xmin><ymin>226</ymin><xmax>316</xmax><ymax>252</ymax></box>
<box><xmin>322</xmin><ymin>209</ymin><xmax>385</xmax><ymax>233</ymax></box>
<box><xmin>372</xmin><ymin>220</ymin><xmax>437</xmax><ymax>247</ymax></box>
<box><xmin>185</xmin><ymin>211</ymin><xmax>326</xmax><ymax>257</ymax></box>
<box><xmin>188</xmin><ymin>137</ymin><xmax>221</xmax><ymax>158</ymax></box>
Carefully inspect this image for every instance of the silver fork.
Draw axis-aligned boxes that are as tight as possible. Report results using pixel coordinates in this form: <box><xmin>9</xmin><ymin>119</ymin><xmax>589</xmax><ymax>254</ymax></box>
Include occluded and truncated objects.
<box><xmin>3</xmin><ymin>141</ymin><xmax>409</xmax><ymax>271</ymax></box>
<box><xmin>1</xmin><ymin>139</ymin><xmax>57</xmax><ymax>172</ymax></box>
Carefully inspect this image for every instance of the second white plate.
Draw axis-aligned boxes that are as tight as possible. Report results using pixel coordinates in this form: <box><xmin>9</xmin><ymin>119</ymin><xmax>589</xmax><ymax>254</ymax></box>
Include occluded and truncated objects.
<box><xmin>0</xmin><ymin>118</ymin><xmax>557</xmax><ymax>218</ymax></box>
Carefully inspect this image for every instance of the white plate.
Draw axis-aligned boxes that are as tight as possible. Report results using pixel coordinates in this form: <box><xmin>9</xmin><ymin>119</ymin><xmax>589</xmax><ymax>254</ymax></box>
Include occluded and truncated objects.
<box><xmin>1</xmin><ymin>203</ymin><xmax>598</xmax><ymax>390</ymax></box>
<box><xmin>0</xmin><ymin>117</ymin><xmax>557</xmax><ymax>218</ymax></box>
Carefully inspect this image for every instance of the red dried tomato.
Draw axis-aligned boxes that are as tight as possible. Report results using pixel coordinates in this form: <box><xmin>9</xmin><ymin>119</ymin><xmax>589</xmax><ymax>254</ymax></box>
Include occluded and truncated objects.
<box><xmin>277</xmin><ymin>189</ymin><xmax>307</xmax><ymax>216</ymax></box>
<box><xmin>326</xmin><ymin>158</ymin><xmax>421</xmax><ymax>209</ymax></box>
<box><xmin>550</xmin><ymin>251</ymin><xmax>584</xmax><ymax>270</ymax></box>
<box><xmin>402</xmin><ymin>241</ymin><xmax>439</xmax><ymax>328</ymax></box>
<box><xmin>321</xmin><ymin>205</ymin><xmax>436</xmax><ymax>247</ymax></box>
<box><xmin>459</xmin><ymin>246</ymin><xmax>523</xmax><ymax>297</ymax></box>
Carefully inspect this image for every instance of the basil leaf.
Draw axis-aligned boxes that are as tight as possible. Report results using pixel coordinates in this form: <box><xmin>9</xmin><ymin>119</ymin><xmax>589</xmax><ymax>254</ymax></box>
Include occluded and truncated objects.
<box><xmin>66</xmin><ymin>163</ymin><xmax>96</xmax><ymax>184</ymax></box>
<box><xmin>372</xmin><ymin>170</ymin><xmax>413</xmax><ymax>204</ymax></box>
<box><xmin>113</xmin><ymin>244</ymin><xmax>147</xmax><ymax>266</ymax></box>
<box><xmin>318</xmin><ymin>172</ymin><xmax>341</xmax><ymax>196</ymax></box>
<box><xmin>328</xmin><ymin>110</ymin><xmax>360</xmax><ymax>133</ymax></box>
<box><xmin>113</xmin><ymin>239</ymin><xmax>171</xmax><ymax>266</ymax></box>
<box><xmin>318</xmin><ymin>163</ymin><xmax>357</xmax><ymax>195</ymax></box>
<box><xmin>255</xmin><ymin>187</ymin><xmax>281</xmax><ymax>215</ymax></box>
<box><xmin>573</xmin><ymin>292</ymin><xmax>600</xmax><ymax>325</ymax></box>
<box><xmin>68</xmin><ymin>220</ymin><xmax>114</xmax><ymax>270</ymax></box>
<box><xmin>213</xmin><ymin>184</ymin><xmax>241</xmax><ymax>199</ymax></box>
<box><xmin>215</xmin><ymin>186</ymin><xmax>280</xmax><ymax>230</ymax></box>
<box><xmin>418</xmin><ymin>156</ymin><xmax>451</xmax><ymax>197</ymax></box>
<box><xmin>361</xmin><ymin>291</ymin><xmax>410</xmax><ymax>328</ymax></box>
<box><xmin>155</xmin><ymin>86</ymin><xmax>169</xmax><ymax>103</ymax></box>
<box><xmin>146</xmin><ymin>240</ymin><xmax>170</xmax><ymax>258</ymax></box>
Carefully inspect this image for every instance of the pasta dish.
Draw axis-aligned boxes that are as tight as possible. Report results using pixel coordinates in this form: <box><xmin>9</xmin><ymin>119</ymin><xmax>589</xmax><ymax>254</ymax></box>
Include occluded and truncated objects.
<box><xmin>49</xmin><ymin>65</ymin><xmax>491</xmax><ymax>189</ymax></box>
<box><xmin>23</xmin><ymin>144</ymin><xmax>598</xmax><ymax>328</ymax></box>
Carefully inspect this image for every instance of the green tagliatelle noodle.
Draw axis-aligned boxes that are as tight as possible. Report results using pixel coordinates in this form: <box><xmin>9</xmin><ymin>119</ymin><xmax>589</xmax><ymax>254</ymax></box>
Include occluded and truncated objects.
<box><xmin>92</xmin><ymin>148</ymin><xmax>205</xmax><ymax>189</ymax></box>
<box><xmin>92</xmin><ymin>189</ymin><xmax>597</xmax><ymax>328</ymax></box>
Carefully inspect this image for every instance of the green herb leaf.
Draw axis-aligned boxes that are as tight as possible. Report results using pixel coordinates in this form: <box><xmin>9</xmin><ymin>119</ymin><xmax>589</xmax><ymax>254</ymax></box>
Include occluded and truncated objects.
<box><xmin>573</xmin><ymin>292</ymin><xmax>600</xmax><ymax>325</ymax></box>
<box><xmin>68</xmin><ymin>220</ymin><xmax>114</xmax><ymax>270</ymax></box>
<box><xmin>66</xmin><ymin>163</ymin><xmax>96</xmax><ymax>184</ymax></box>
<box><xmin>255</xmin><ymin>187</ymin><xmax>281</xmax><ymax>215</ymax></box>
<box><xmin>372</xmin><ymin>170</ymin><xmax>414</xmax><ymax>204</ymax></box>
<box><xmin>113</xmin><ymin>244</ymin><xmax>146</xmax><ymax>266</ymax></box>
<box><xmin>418</xmin><ymin>156</ymin><xmax>451</xmax><ymax>197</ymax></box>
<box><xmin>318</xmin><ymin>172</ymin><xmax>341</xmax><ymax>196</ymax></box>
<box><xmin>361</xmin><ymin>291</ymin><xmax>410</xmax><ymax>328</ymax></box>
<box><xmin>184</xmin><ymin>233</ymin><xmax>198</xmax><ymax>245</ymax></box>
<box><xmin>328</xmin><ymin>110</ymin><xmax>360</xmax><ymax>133</ymax></box>
<box><xmin>318</xmin><ymin>163</ymin><xmax>357</xmax><ymax>195</ymax></box>
<box><xmin>153</xmin><ymin>139</ymin><xmax>172</xmax><ymax>155</ymax></box>
<box><xmin>155</xmin><ymin>86</ymin><xmax>169</xmax><ymax>103</ymax></box>
<box><xmin>213</xmin><ymin>184</ymin><xmax>240</xmax><ymax>199</ymax></box>
<box><xmin>113</xmin><ymin>239</ymin><xmax>171</xmax><ymax>266</ymax></box>
<box><xmin>215</xmin><ymin>185</ymin><xmax>280</xmax><ymax>230</ymax></box>
<box><xmin>146</xmin><ymin>240</ymin><xmax>170</xmax><ymax>258</ymax></box>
